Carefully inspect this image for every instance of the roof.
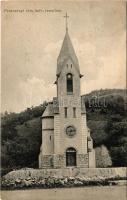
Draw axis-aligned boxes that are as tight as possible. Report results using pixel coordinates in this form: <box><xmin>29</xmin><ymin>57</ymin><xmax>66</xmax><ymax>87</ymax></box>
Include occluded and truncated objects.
<box><xmin>42</xmin><ymin>102</ymin><xmax>54</xmax><ymax>117</ymax></box>
<box><xmin>42</xmin><ymin>99</ymin><xmax>59</xmax><ymax>118</ymax></box>
<box><xmin>57</xmin><ymin>30</ymin><xmax>80</xmax><ymax>75</ymax></box>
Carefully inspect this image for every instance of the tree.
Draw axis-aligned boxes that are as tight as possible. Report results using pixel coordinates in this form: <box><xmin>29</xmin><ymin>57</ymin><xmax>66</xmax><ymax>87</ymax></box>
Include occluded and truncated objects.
<box><xmin>95</xmin><ymin>145</ymin><xmax>112</xmax><ymax>167</ymax></box>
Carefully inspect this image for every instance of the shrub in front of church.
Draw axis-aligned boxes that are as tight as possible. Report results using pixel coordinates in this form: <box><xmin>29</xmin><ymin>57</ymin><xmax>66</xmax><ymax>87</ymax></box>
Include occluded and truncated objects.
<box><xmin>95</xmin><ymin>145</ymin><xmax>112</xmax><ymax>167</ymax></box>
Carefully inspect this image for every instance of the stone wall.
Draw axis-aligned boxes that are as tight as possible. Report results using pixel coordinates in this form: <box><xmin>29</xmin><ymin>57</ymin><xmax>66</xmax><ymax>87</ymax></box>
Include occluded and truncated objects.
<box><xmin>77</xmin><ymin>154</ymin><xmax>88</xmax><ymax>168</ymax></box>
<box><xmin>53</xmin><ymin>154</ymin><xmax>65</xmax><ymax>168</ymax></box>
<box><xmin>3</xmin><ymin>167</ymin><xmax>126</xmax><ymax>181</ymax></box>
<box><xmin>41</xmin><ymin>155</ymin><xmax>54</xmax><ymax>168</ymax></box>
<box><xmin>89</xmin><ymin>149</ymin><xmax>96</xmax><ymax>168</ymax></box>
<box><xmin>40</xmin><ymin>153</ymin><xmax>89</xmax><ymax>168</ymax></box>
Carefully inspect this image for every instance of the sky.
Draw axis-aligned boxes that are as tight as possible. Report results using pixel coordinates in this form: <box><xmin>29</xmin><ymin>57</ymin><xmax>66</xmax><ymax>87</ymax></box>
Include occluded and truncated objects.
<box><xmin>1</xmin><ymin>1</ymin><xmax>126</xmax><ymax>113</ymax></box>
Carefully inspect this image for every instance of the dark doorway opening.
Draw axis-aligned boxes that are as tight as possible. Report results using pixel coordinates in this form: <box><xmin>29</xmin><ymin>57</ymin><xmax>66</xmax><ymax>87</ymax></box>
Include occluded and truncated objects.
<box><xmin>66</xmin><ymin>147</ymin><xmax>76</xmax><ymax>167</ymax></box>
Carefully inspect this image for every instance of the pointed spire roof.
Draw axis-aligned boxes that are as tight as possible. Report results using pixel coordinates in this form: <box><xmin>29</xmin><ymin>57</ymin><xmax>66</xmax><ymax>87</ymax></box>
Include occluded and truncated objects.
<box><xmin>57</xmin><ymin>30</ymin><xmax>80</xmax><ymax>75</ymax></box>
<box><xmin>42</xmin><ymin>102</ymin><xmax>54</xmax><ymax>118</ymax></box>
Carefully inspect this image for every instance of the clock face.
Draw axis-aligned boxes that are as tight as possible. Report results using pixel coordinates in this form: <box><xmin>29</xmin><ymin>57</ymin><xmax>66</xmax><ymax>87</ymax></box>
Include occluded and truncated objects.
<box><xmin>66</xmin><ymin>126</ymin><xmax>76</xmax><ymax>137</ymax></box>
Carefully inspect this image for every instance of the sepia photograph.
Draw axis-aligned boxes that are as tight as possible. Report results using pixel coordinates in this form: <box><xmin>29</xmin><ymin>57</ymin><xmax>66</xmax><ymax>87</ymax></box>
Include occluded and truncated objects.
<box><xmin>1</xmin><ymin>1</ymin><xmax>127</xmax><ymax>200</ymax></box>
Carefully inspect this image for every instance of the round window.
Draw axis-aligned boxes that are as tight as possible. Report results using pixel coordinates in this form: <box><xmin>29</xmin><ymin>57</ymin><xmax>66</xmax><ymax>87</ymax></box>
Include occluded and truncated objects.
<box><xmin>66</xmin><ymin>126</ymin><xmax>76</xmax><ymax>137</ymax></box>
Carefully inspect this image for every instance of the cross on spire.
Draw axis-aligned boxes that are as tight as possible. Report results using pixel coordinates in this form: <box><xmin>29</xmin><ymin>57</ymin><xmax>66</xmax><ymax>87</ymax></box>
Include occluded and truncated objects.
<box><xmin>64</xmin><ymin>12</ymin><xmax>69</xmax><ymax>32</ymax></box>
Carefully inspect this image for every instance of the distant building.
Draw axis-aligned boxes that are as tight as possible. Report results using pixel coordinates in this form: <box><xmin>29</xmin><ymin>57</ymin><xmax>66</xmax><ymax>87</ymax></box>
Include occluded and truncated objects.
<box><xmin>39</xmin><ymin>17</ymin><xmax>95</xmax><ymax>168</ymax></box>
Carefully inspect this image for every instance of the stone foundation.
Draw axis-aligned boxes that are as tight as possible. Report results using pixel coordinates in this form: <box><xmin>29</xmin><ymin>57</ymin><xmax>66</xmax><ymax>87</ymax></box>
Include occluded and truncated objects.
<box><xmin>40</xmin><ymin>154</ymin><xmax>88</xmax><ymax>168</ymax></box>
<box><xmin>41</xmin><ymin>155</ymin><xmax>53</xmax><ymax>168</ymax></box>
<box><xmin>53</xmin><ymin>154</ymin><xmax>65</xmax><ymax>168</ymax></box>
<box><xmin>40</xmin><ymin>154</ymin><xmax>65</xmax><ymax>168</ymax></box>
<box><xmin>77</xmin><ymin>154</ymin><xmax>88</xmax><ymax>168</ymax></box>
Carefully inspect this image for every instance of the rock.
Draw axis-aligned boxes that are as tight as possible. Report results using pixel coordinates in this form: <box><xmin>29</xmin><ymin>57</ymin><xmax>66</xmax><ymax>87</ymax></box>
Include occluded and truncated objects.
<box><xmin>22</xmin><ymin>179</ymin><xmax>33</xmax><ymax>187</ymax></box>
<box><xmin>39</xmin><ymin>179</ymin><xmax>46</xmax><ymax>185</ymax></box>
<box><xmin>63</xmin><ymin>178</ymin><xmax>68</xmax><ymax>183</ymax></box>
<box><xmin>59</xmin><ymin>179</ymin><xmax>65</xmax><ymax>185</ymax></box>
<box><xmin>15</xmin><ymin>179</ymin><xmax>21</xmax><ymax>183</ymax></box>
<box><xmin>116</xmin><ymin>180</ymin><xmax>127</xmax><ymax>186</ymax></box>
<box><xmin>26</xmin><ymin>177</ymin><xmax>31</xmax><ymax>181</ymax></box>
<box><xmin>48</xmin><ymin>178</ymin><xmax>55</xmax><ymax>185</ymax></box>
<box><xmin>69</xmin><ymin>177</ymin><xmax>75</xmax><ymax>180</ymax></box>
<box><xmin>74</xmin><ymin>180</ymin><xmax>83</xmax><ymax>185</ymax></box>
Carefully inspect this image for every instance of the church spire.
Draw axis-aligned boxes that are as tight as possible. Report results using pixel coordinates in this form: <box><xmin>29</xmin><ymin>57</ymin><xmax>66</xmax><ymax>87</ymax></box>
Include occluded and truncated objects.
<box><xmin>57</xmin><ymin>14</ymin><xmax>80</xmax><ymax>75</ymax></box>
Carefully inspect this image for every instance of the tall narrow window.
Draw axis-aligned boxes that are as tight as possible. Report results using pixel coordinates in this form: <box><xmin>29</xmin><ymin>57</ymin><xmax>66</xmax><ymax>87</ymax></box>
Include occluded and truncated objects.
<box><xmin>65</xmin><ymin>107</ymin><xmax>67</xmax><ymax>118</ymax></box>
<box><xmin>67</xmin><ymin>73</ymin><xmax>73</xmax><ymax>94</ymax></box>
<box><xmin>73</xmin><ymin>107</ymin><xmax>76</xmax><ymax>118</ymax></box>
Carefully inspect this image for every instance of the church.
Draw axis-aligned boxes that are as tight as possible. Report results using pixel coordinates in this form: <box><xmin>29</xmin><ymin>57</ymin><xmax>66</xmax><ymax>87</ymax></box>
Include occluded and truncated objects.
<box><xmin>39</xmin><ymin>15</ymin><xmax>95</xmax><ymax>169</ymax></box>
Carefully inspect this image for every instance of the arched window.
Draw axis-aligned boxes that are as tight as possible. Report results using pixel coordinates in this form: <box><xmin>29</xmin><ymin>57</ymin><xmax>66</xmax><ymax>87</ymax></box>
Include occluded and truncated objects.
<box><xmin>66</xmin><ymin>147</ymin><xmax>76</xmax><ymax>166</ymax></box>
<box><xmin>66</xmin><ymin>73</ymin><xmax>73</xmax><ymax>94</ymax></box>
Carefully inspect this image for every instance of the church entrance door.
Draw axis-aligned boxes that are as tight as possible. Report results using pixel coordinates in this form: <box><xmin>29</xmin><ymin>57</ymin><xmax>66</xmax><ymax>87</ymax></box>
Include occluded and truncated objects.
<box><xmin>66</xmin><ymin>147</ymin><xmax>76</xmax><ymax>167</ymax></box>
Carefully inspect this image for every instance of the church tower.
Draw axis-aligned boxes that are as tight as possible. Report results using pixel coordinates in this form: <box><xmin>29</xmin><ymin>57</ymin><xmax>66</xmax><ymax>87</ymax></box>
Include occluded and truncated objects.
<box><xmin>39</xmin><ymin>14</ymin><xmax>95</xmax><ymax>168</ymax></box>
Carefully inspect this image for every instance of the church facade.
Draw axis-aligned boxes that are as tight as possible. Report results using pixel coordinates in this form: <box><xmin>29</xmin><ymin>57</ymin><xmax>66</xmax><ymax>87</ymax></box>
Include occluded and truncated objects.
<box><xmin>39</xmin><ymin>26</ymin><xmax>95</xmax><ymax>169</ymax></box>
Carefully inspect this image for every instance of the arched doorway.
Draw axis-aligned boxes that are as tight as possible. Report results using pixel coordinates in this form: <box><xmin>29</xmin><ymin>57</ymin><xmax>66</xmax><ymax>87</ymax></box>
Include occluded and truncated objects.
<box><xmin>66</xmin><ymin>147</ymin><xmax>76</xmax><ymax>167</ymax></box>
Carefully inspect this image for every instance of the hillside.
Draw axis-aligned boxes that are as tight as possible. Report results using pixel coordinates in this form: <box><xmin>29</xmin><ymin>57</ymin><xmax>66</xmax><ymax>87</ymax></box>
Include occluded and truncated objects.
<box><xmin>1</xmin><ymin>89</ymin><xmax>127</xmax><ymax>175</ymax></box>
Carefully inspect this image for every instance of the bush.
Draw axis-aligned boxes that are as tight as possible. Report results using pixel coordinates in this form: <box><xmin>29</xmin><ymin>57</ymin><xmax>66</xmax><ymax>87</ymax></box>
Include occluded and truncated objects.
<box><xmin>95</xmin><ymin>145</ymin><xmax>112</xmax><ymax>167</ymax></box>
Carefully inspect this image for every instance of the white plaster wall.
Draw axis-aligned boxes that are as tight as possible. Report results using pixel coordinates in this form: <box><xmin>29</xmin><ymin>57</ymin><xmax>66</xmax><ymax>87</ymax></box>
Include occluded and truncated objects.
<box><xmin>42</xmin><ymin>118</ymin><xmax>54</xmax><ymax>129</ymax></box>
<box><xmin>81</xmin><ymin>114</ymin><xmax>88</xmax><ymax>154</ymax></box>
<box><xmin>42</xmin><ymin>130</ymin><xmax>54</xmax><ymax>155</ymax></box>
<box><xmin>89</xmin><ymin>149</ymin><xmax>96</xmax><ymax>168</ymax></box>
<box><xmin>54</xmin><ymin>114</ymin><xmax>60</xmax><ymax>154</ymax></box>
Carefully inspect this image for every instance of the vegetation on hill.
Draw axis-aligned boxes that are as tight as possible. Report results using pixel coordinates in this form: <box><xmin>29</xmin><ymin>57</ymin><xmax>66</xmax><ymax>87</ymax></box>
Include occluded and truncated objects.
<box><xmin>1</xmin><ymin>89</ymin><xmax>127</xmax><ymax>175</ymax></box>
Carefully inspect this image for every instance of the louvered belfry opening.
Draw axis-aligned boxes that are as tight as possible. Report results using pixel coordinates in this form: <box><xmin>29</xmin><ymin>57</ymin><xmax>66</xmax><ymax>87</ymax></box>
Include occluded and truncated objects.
<box><xmin>67</xmin><ymin>73</ymin><xmax>73</xmax><ymax>94</ymax></box>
